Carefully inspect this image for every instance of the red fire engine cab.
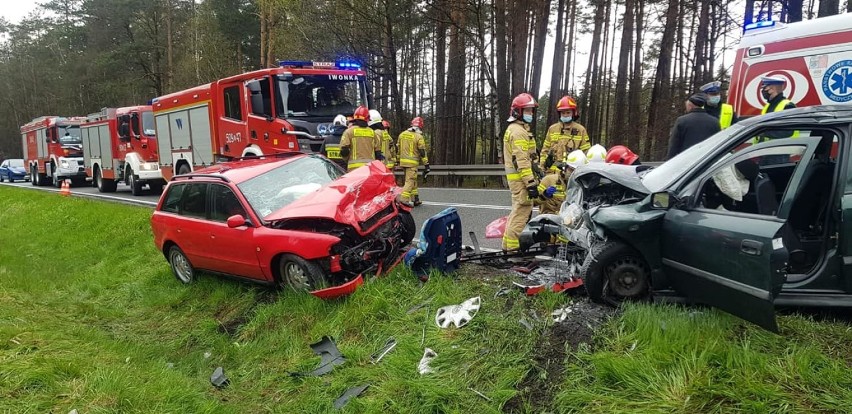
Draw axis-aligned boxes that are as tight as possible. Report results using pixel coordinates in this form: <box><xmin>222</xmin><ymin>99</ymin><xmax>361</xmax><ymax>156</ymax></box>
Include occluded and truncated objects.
<box><xmin>152</xmin><ymin>60</ymin><xmax>370</xmax><ymax>180</ymax></box>
<box><xmin>730</xmin><ymin>13</ymin><xmax>852</xmax><ymax>117</ymax></box>
<box><xmin>81</xmin><ymin>106</ymin><xmax>166</xmax><ymax>195</ymax></box>
<box><xmin>21</xmin><ymin>116</ymin><xmax>88</xmax><ymax>187</ymax></box>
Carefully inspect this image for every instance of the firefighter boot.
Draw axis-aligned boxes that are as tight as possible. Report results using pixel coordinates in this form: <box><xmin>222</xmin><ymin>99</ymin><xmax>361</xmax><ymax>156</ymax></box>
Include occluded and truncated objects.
<box><xmin>413</xmin><ymin>195</ymin><xmax>422</xmax><ymax>206</ymax></box>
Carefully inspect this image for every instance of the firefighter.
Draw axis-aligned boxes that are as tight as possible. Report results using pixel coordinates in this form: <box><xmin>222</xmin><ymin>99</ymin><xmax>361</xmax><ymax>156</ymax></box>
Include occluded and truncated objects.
<box><xmin>539</xmin><ymin>96</ymin><xmax>591</xmax><ymax>174</ymax></box>
<box><xmin>340</xmin><ymin>106</ymin><xmax>382</xmax><ymax>171</ymax></box>
<box><xmin>605</xmin><ymin>145</ymin><xmax>641</xmax><ymax>165</ymax></box>
<box><xmin>381</xmin><ymin>120</ymin><xmax>397</xmax><ymax>169</ymax></box>
<box><xmin>699</xmin><ymin>81</ymin><xmax>737</xmax><ymax>129</ymax></box>
<box><xmin>585</xmin><ymin>144</ymin><xmax>608</xmax><ymax>163</ymax></box>
<box><xmin>536</xmin><ymin>150</ymin><xmax>587</xmax><ymax>215</ymax></box>
<box><xmin>322</xmin><ymin>114</ymin><xmax>349</xmax><ymax>169</ymax></box>
<box><xmin>666</xmin><ymin>93</ymin><xmax>720</xmax><ymax>159</ymax></box>
<box><xmin>398</xmin><ymin>116</ymin><xmax>429</xmax><ymax>206</ymax></box>
<box><xmin>502</xmin><ymin>93</ymin><xmax>540</xmax><ymax>251</ymax></box>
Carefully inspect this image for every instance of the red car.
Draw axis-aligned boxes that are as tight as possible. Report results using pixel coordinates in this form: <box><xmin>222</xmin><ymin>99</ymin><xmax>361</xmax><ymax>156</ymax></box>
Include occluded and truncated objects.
<box><xmin>150</xmin><ymin>154</ymin><xmax>415</xmax><ymax>298</ymax></box>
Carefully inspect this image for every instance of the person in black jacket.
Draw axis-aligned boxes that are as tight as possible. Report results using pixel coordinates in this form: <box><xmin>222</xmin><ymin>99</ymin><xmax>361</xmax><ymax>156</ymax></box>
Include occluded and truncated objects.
<box><xmin>666</xmin><ymin>93</ymin><xmax>721</xmax><ymax>160</ymax></box>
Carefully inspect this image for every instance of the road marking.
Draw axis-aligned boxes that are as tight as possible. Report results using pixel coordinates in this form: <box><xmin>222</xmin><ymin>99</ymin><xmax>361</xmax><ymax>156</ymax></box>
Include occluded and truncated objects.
<box><xmin>421</xmin><ymin>187</ymin><xmax>509</xmax><ymax>193</ymax></box>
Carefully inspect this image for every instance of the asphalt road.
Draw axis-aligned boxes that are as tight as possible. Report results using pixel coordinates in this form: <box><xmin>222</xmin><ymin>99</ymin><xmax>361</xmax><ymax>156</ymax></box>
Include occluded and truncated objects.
<box><xmin>0</xmin><ymin>180</ymin><xmax>515</xmax><ymax>250</ymax></box>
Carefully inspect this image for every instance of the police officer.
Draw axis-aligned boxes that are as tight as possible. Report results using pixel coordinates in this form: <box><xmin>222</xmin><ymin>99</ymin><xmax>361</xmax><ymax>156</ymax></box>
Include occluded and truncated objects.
<box><xmin>340</xmin><ymin>106</ymin><xmax>382</xmax><ymax>171</ymax></box>
<box><xmin>760</xmin><ymin>76</ymin><xmax>796</xmax><ymax>114</ymax></box>
<box><xmin>699</xmin><ymin>80</ymin><xmax>737</xmax><ymax>129</ymax></box>
<box><xmin>540</xmin><ymin>96</ymin><xmax>590</xmax><ymax>174</ymax></box>
<box><xmin>502</xmin><ymin>93</ymin><xmax>539</xmax><ymax>251</ymax></box>
<box><xmin>666</xmin><ymin>93</ymin><xmax>720</xmax><ymax>159</ymax></box>
<box><xmin>397</xmin><ymin>116</ymin><xmax>429</xmax><ymax>206</ymax></box>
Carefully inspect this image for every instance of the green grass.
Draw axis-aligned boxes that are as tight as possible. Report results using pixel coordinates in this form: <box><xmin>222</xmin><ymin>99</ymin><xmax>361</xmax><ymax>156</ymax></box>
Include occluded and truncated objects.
<box><xmin>1</xmin><ymin>187</ymin><xmax>851</xmax><ymax>413</ymax></box>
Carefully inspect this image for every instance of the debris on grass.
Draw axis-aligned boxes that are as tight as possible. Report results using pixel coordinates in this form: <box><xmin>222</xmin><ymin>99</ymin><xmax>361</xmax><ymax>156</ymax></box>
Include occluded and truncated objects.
<box><xmin>551</xmin><ymin>306</ymin><xmax>573</xmax><ymax>323</ymax></box>
<box><xmin>469</xmin><ymin>387</ymin><xmax>492</xmax><ymax>402</ymax></box>
<box><xmin>333</xmin><ymin>384</ymin><xmax>370</xmax><ymax>410</ymax></box>
<box><xmin>418</xmin><ymin>348</ymin><xmax>437</xmax><ymax>374</ymax></box>
<box><xmin>369</xmin><ymin>337</ymin><xmax>397</xmax><ymax>364</ymax></box>
<box><xmin>210</xmin><ymin>367</ymin><xmax>229</xmax><ymax>388</ymax></box>
<box><xmin>306</xmin><ymin>336</ymin><xmax>346</xmax><ymax>376</ymax></box>
<box><xmin>519</xmin><ymin>318</ymin><xmax>534</xmax><ymax>331</ymax></box>
<box><xmin>435</xmin><ymin>296</ymin><xmax>481</xmax><ymax>328</ymax></box>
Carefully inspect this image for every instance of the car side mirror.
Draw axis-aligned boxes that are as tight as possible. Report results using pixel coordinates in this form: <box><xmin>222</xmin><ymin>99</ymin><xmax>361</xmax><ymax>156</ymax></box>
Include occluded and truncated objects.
<box><xmin>227</xmin><ymin>214</ymin><xmax>247</xmax><ymax>228</ymax></box>
<box><xmin>651</xmin><ymin>191</ymin><xmax>673</xmax><ymax>210</ymax></box>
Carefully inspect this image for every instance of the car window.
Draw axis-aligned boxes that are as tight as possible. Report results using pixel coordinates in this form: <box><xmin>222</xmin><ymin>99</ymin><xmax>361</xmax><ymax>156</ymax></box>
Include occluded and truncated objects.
<box><xmin>238</xmin><ymin>156</ymin><xmax>344</xmax><ymax>219</ymax></box>
<box><xmin>209</xmin><ymin>184</ymin><xmax>246</xmax><ymax>222</ymax></box>
<box><xmin>9</xmin><ymin>160</ymin><xmax>23</xmax><ymax>168</ymax></box>
<box><xmin>0</xmin><ymin>161</ymin><xmax>6</xmax><ymax>168</ymax></box>
<box><xmin>161</xmin><ymin>184</ymin><xmax>185</xmax><ymax>213</ymax></box>
<box><xmin>179</xmin><ymin>183</ymin><xmax>208</xmax><ymax>219</ymax></box>
<box><xmin>697</xmin><ymin>144</ymin><xmax>807</xmax><ymax>216</ymax></box>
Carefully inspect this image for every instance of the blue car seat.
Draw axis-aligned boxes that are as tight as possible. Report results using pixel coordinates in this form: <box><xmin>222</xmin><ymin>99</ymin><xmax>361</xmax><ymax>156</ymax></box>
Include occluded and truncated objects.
<box><xmin>404</xmin><ymin>207</ymin><xmax>462</xmax><ymax>278</ymax></box>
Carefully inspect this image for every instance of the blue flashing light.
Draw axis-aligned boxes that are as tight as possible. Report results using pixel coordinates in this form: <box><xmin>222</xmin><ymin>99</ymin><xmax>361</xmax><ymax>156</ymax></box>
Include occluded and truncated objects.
<box><xmin>336</xmin><ymin>60</ymin><xmax>362</xmax><ymax>70</ymax></box>
<box><xmin>744</xmin><ymin>19</ymin><xmax>776</xmax><ymax>31</ymax></box>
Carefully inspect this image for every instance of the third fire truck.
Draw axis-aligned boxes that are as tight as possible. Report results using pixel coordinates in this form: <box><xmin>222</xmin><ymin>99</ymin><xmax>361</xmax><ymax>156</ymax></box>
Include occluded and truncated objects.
<box><xmin>21</xmin><ymin>116</ymin><xmax>87</xmax><ymax>187</ymax></box>
<box><xmin>81</xmin><ymin>106</ymin><xmax>166</xmax><ymax>195</ymax></box>
<box><xmin>152</xmin><ymin>60</ymin><xmax>371</xmax><ymax>180</ymax></box>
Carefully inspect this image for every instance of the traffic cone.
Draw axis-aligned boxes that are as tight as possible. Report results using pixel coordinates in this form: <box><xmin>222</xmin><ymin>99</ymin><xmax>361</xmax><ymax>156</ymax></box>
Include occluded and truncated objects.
<box><xmin>60</xmin><ymin>179</ymin><xmax>71</xmax><ymax>197</ymax></box>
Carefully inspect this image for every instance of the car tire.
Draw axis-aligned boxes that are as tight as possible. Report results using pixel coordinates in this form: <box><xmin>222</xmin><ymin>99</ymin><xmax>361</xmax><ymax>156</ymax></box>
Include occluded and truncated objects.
<box><xmin>95</xmin><ymin>167</ymin><xmax>117</xmax><ymax>193</ymax></box>
<box><xmin>398</xmin><ymin>211</ymin><xmax>416</xmax><ymax>244</ymax></box>
<box><xmin>581</xmin><ymin>241</ymin><xmax>651</xmax><ymax>306</ymax></box>
<box><xmin>168</xmin><ymin>245</ymin><xmax>195</xmax><ymax>284</ymax></box>
<box><xmin>278</xmin><ymin>254</ymin><xmax>328</xmax><ymax>292</ymax></box>
<box><xmin>0</xmin><ymin>174</ymin><xmax>4</xmax><ymax>183</ymax></box>
<box><xmin>127</xmin><ymin>167</ymin><xmax>143</xmax><ymax>196</ymax></box>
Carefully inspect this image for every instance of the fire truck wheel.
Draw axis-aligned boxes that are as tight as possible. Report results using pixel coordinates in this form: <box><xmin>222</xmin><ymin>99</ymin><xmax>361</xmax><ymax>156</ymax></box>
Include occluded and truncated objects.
<box><xmin>149</xmin><ymin>181</ymin><xmax>164</xmax><ymax>194</ymax></box>
<box><xmin>51</xmin><ymin>165</ymin><xmax>61</xmax><ymax>188</ymax></box>
<box><xmin>168</xmin><ymin>245</ymin><xmax>195</xmax><ymax>284</ymax></box>
<box><xmin>127</xmin><ymin>167</ymin><xmax>143</xmax><ymax>196</ymax></box>
<box><xmin>31</xmin><ymin>167</ymin><xmax>38</xmax><ymax>186</ymax></box>
<box><xmin>277</xmin><ymin>254</ymin><xmax>328</xmax><ymax>292</ymax></box>
<box><xmin>95</xmin><ymin>168</ymin><xmax>117</xmax><ymax>193</ymax></box>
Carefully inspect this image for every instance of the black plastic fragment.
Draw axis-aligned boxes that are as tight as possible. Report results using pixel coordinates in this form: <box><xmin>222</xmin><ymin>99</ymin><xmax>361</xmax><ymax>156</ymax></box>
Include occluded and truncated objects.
<box><xmin>334</xmin><ymin>384</ymin><xmax>370</xmax><ymax>409</ymax></box>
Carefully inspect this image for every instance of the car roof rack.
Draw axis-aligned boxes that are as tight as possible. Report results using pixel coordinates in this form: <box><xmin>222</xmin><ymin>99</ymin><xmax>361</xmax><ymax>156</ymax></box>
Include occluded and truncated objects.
<box><xmin>170</xmin><ymin>174</ymin><xmax>231</xmax><ymax>183</ymax></box>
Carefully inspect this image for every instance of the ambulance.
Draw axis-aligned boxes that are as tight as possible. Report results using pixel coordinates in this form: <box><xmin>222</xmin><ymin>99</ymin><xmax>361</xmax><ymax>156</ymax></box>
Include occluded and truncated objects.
<box><xmin>729</xmin><ymin>13</ymin><xmax>852</xmax><ymax>117</ymax></box>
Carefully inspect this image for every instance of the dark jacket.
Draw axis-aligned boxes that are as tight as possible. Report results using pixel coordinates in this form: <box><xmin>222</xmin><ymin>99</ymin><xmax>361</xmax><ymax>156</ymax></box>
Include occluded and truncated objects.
<box><xmin>666</xmin><ymin>108</ymin><xmax>721</xmax><ymax>160</ymax></box>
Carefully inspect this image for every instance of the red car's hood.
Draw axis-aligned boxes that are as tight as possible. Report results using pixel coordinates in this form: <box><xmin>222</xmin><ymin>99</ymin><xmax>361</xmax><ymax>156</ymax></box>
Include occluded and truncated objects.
<box><xmin>265</xmin><ymin>161</ymin><xmax>400</xmax><ymax>227</ymax></box>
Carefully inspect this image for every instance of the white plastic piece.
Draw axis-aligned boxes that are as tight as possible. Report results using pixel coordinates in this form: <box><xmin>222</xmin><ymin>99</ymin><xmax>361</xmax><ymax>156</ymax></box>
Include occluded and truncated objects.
<box><xmin>551</xmin><ymin>306</ymin><xmax>573</xmax><ymax>323</ymax></box>
<box><xmin>418</xmin><ymin>348</ymin><xmax>437</xmax><ymax>374</ymax></box>
<box><xmin>435</xmin><ymin>296</ymin><xmax>481</xmax><ymax>328</ymax></box>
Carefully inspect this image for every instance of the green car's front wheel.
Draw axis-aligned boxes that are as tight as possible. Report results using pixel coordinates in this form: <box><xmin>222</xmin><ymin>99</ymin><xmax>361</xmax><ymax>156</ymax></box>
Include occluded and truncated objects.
<box><xmin>581</xmin><ymin>241</ymin><xmax>651</xmax><ymax>306</ymax></box>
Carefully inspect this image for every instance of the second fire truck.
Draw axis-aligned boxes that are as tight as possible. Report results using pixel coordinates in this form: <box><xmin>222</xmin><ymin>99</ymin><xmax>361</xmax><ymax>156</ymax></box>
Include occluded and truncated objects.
<box><xmin>81</xmin><ymin>106</ymin><xmax>166</xmax><ymax>195</ymax></box>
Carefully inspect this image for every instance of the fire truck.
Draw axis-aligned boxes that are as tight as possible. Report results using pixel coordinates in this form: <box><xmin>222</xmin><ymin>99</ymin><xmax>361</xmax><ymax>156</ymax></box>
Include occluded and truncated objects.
<box><xmin>21</xmin><ymin>116</ymin><xmax>87</xmax><ymax>187</ymax></box>
<box><xmin>730</xmin><ymin>13</ymin><xmax>852</xmax><ymax>117</ymax></box>
<box><xmin>81</xmin><ymin>106</ymin><xmax>166</xmax><ymax>195</ymax></box>
<box><xmin>152</xmin><ymin>60</ymin><xmax>371</xmax><ymax>180</ymax></box>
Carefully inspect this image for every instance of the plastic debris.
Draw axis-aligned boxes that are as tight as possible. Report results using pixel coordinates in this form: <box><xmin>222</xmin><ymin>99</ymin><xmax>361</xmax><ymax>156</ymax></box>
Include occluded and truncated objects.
<box><xmin>519</xmin><ymin>318</ymin><xmax>534</xmax><ymax>331</ymax></box>
<box><xmin>210</xmin><ymin>367</ymin><xmax>229</xmax><ymax>388</ymax></box>
<box><xmin>552</xmin><ymin>306</ymin><xmax>573</xmax><ymax>323</ymax></box>
<box><xmin>370</xmin><ymin>337</ymin><xmax>397</xmax><ymax>364</ymax></box>
<box><xmin>166</xmin><ymin>362</ymin><xmax>175</xmax><ymax>369</ymax></box>
<box><xmin>435</xmin><ymin>296</ymin><xmax>481</xmax><ymax>328</ymax></box>
<box><xmin>469</xmin><ymin>387</ymin><xmax>492</xmax><ymax>402</ymax></box>
<box><xmin>485</xmin><ymin>216</ymin><xmax>508</xmax><ymax>238</ymax></box>
<box><xmin>418</xmin><ymin>348</ymin><xmax>437</xmax><ymax>374</ymax></box>
<box><xmin>203</xmin><ymin>351</ymin><xmax>212</xmax><ymax>359</ymax></box>
<box><xmin>333</xmin><ymin>384</ymin><xmax>370</xmax><ymax>410</ymax></box>
<box><xmin>69</xmin><ymin>410</ymin><xmax>78</xmax><ymax>414</ymax></box>
<box><xmin>307</xmin><ymin>336</ymin><xmax>346</xmax><ymax>376</ymax></box>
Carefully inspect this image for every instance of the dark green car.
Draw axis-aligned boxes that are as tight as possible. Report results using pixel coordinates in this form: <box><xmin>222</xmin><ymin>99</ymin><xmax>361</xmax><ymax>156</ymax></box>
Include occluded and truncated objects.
<box><xmin>527</xmin><ymin>105</ymin><xmax>852</xmax><ymax>331</ymax></box>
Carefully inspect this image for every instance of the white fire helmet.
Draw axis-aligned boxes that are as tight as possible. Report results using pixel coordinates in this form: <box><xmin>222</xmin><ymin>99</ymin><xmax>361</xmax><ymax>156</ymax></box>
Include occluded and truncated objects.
<box><xmin>368</xmin><ymin>109</ymin><xmax>383</xmax><ymax>127</ymax></box>
<box><xmin>565</xmin><ymin>150</ymin><xmax>588</xmax><ymax>169</ymax></box>
<box><xmin>332</xmin><ymin>114</ymin><xmax>348</xmax><ymax>126</ymax></box>
<box><xmin>586</xmin><ymin>144</ymin><xmax>607</xmax><ymax>163</ymax></box>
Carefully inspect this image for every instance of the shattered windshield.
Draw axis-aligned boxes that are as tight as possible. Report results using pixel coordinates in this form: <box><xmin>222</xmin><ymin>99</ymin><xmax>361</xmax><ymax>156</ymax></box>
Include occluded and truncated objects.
<box><xmin>237</xmin><ymin>155</ymin><xmax>345</xmax><ymax>219</ymax></box>
<box><xmin>642</xmin><ymin>124</ymin><xmax>744</xmax><ymax>193</ymax></box>
<box><xmin>277</xmin><ymin>75</ymin><xmax>365</xmax><ymax>119</ymax></box>
<box><xmin>57</xmin><ymin>125</ymin><xmax>82</xmax><ymax>145</ymax></box>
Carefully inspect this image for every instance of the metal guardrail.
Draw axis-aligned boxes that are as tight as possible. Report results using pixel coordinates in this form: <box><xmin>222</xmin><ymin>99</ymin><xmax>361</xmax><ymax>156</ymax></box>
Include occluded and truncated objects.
<box><xmin>395</xmin><ymin>161</ymin><xmax>663</xmax><ymax>176</ymax></box>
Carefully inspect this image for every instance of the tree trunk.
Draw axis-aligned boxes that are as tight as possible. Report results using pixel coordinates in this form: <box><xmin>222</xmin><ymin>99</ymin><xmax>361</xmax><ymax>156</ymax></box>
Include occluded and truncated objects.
<box><xmin>547</xmin><ymin>0</ymin><xmax>566</xmax><ymax>126</ymax></box>
<box><xmin>444</xmin><ymin>0</ymin><xmax>467</xmax><ymax>167</ymax></box>
<box><xmin>165</xmin><ymin>0</ymin><xmax>173</xmax><ymax>90</ymax></box>
<box><xmin>788</xmin><ymin>0</ymin><xmax>804</xmax><ymax>21</ymax></box>
<box><xmin>529</xmin><ymin>0</ymin><xmax>551</xmax><ymax>99</ymax></box>
<box><xmin>646</xmin><ymin>0</ymin><xmax>679</xmax><ymax>160</ymax></box>
<box><xmin>818</xmin><ymin>0</ymin><xmax>839</xmax><ymax>16</ymax></box>
<box><xmin>626</xmin><ymin>0</ymin><xmax>644</xmax><ymax>151</ymax></box>
<box><xmin>563</xmin><ymin>0</ymin><xmax>577</xmax><ymax>93</ymax></box>
<box><xmin>259</xmin><ymin>4</ymin><xmax>267</xmax><ymax>68</ymax></box>
<box><xmin>434</xmin><ymin>0</ymin><xmax>448</xmax><ymax>165</ymax></box>
<box><xmin>613</xmin><ymin>0</ymin><xmax>635</xmax><ymax>144</ymax></box>
<box><xmin>509</xmin><ymin>1</ymin><xmax>530</xmax><ymax>95</ymax></box>
<box><xmin>692</xmin><ymin>0</ymin><xmax>710</xmax><ymax>89</ymax></box>
<box><xmin>582</xmin><ymin>0</ymin><xmax>606</xmax><ymax>139</ymax></box>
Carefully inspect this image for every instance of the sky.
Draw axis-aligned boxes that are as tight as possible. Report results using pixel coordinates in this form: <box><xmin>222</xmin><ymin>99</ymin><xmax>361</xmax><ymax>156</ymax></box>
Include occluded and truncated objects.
<box><xmin>1</xmin><ymin>0</ymin><xmax>42</xmax><ymax>24</ymax></box>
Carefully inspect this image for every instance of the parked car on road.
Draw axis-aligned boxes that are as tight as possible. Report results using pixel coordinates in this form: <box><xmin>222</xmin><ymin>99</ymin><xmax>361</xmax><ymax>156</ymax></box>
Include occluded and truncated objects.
<box><xmin>523</xmin><ymin>105</ymin><xmax>852</xmax><ymax>331</ymax></box>
<box><xmin>150</xmin><ymin>154</ymin><xmax>414</xmax><ymax>299</ymax></box>
<box><xmin>0</xmin><ymin>158</ymin><xmax>28</xmax><ymax>182</ymax></box>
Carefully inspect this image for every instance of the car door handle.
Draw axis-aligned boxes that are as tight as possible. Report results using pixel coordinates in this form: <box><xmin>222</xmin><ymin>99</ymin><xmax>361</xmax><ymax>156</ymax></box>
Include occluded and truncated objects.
<box><xmin>741</xmin><ymin>239</ymin><xmax>763</xmax><ymax>256</ymax></box>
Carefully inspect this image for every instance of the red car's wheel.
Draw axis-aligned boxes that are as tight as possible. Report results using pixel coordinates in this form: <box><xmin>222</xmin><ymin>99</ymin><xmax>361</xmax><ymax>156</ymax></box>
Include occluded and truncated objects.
<box><xmin>278</xmin><ymin>254</ymin><xmax>328</xmax><ymax>291</ymax></box>
<box><xmin>168</xmin><ymin>245</ymin><xmax>195</xmax><ymax>284</ymax></box>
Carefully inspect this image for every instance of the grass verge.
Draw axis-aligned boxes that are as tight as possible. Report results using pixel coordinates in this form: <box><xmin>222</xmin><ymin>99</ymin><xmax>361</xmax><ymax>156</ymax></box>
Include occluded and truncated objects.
<box><xmin>1</xmin><ymin>187</ymin><xmax>851</xmax><ymax>413</ymax></box>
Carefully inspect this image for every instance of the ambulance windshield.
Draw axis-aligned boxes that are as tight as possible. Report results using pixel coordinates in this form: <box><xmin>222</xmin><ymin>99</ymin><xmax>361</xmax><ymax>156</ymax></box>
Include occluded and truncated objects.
<box><xmin>57</xmin><ymin>125</ymin><xmax>82</xmax><ymax>145</ymax></box>
<box><xmin>277</xmin><ymin>75</ymin><xmax>366</xmax><ymax>119</ymax></box>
